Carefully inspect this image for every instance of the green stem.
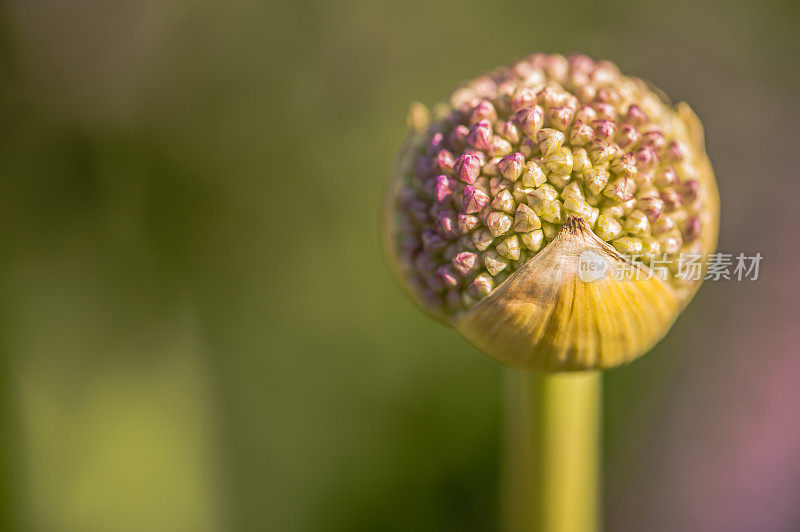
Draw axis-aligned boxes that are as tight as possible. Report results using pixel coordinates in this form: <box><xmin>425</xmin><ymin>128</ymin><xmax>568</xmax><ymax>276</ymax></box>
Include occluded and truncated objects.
<box><xmin>501</xmin><ymin>370</ymin><xmax>602</xmax><ymax>532</ymax></box>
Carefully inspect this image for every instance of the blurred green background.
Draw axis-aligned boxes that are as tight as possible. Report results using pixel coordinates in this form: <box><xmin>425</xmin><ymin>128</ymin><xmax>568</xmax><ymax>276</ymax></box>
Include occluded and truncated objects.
<box><xmin>0</xmin><ymin>0</ymin><xmax>798</xmax><ymax>530</ymax></box>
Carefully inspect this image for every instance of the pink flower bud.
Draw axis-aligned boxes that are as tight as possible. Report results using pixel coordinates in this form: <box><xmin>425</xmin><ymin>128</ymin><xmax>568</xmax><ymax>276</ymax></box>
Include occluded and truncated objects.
<box><xmin>454</xmin><ymin>153</ymin><xmax>481</xmax><ymax>184</ymax></box>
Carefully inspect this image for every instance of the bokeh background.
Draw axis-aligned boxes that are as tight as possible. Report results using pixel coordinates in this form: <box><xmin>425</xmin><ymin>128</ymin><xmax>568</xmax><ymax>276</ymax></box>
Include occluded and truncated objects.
<box><xmin>0</xmin><ymin>0</ymin><xmax>798</xmax><ymax>530</ymax></box>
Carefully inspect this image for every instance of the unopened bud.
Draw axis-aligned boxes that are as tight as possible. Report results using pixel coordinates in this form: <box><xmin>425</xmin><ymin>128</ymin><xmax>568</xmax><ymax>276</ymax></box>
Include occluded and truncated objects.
<box><xmin>492</xmin><ymin>189</ymin><xmax>517</xmax><ymax>214</ymax></box>
<box><xmin>463</xmin><ymin>185</ymin><xmax>491</xmax><ymax>214</ymax></box>
<box><xmin>452</xmin><ymin>251</ymin><xmax>479</xmax><ymax>276</ymax></box>
<box><xmin>513</xmin><ymin>106</ymin><xmax>544</xmax><ymax>136</ymax></box>
<box><xmin>543</xmin><ymin>146</ymin><xmax>574</xmax><ymax>174</ymax></box>
<box><xmin>537</xmin><ymin>128</ymin><xmax>566</xmax><ymax>156</ymax></box>
<box><xmin>521</xmin><ymin>161</ymin><xmax>547</xmax><ymax>187</ymax></box>
<box><xmin>496</xmin><ymin>235</ymin><xmax>521</xmax><ymax>260</ymax></box>
<box><xmin>569</xmin><ymin>120</ymin><xmax>595</xmax><ymax>146</ymax></box>
<box><xmin>623</xmin><ymin>210</ymin><xmax>650</xmax><ymax>235</ymax></box>
<box><xmin>612</xmin><ymin>236</ymin><xmax>643</xmax><ymax>255</ymax></box>
<box><xmin>467</xmin><ymin>119</ymin><xmax>493</xmax><ymax>150</ymax></box>
<box><xmin>513</xmin><ymin>203</ymin><xmax>542</xmax><ymax>232</ymax></box>
<box><xmin>519</xmin><ymin>229</ymin><xmax>544</xmax><ymax>251</ymax></box>
<box><xmin>498</xmin><ymin>152</ymin><xmax>525</xmax><ymax>181</ymax></box>
<box><xmin>470</xmin><ymin>228</ymin><xmax>494</xmax><ymax>251</ymax></box>
<box><xmin>595</xmin><ymin>214</ymin><xmax>622</xmax><ymax>241</ymax></box>
<box><xmin>572</xmin><ymin>148</ymin><xmax>591</xmax><ymax>172</ymax></box>
<box><xmin>583</xmin><ymin>168</ymin><xmax>609</xmax><ymax>196</ymax></box>
<box><xmin>487</xmin><ymin>211</ymin><xmax>514</xmax><ymax>237</ymax></box>
<box><xmin>484</xmin><ymin>250</ymin><xmax>510</xmax><ymax>276</ymax></box>
<box><xmin>454</xmin><ymin>153</ymin><xmax>481</xmax><ymax>184</ymax></box>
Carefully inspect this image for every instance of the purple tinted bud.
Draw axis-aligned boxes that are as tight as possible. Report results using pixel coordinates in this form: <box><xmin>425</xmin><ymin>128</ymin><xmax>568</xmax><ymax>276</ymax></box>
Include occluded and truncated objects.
<box><xmin>519</xmin><ymin>137</ymin><xmax>537</xmax><ymax>157</ymax></box>
<box><xmin>467</xmin><ymin>119</ymin><xmax>493</xmax><ymax>150</ymax></box>
<box><xmin>436</xmin><ymin>211</ymin><xmax>458</xmax><ymax>239</ymax></box>
<box><xmin>464</xmin><ymin>149</ymin><xmax>487</xmax><ymax>166</ymax></box>
<box><xmin>457</xmin><ymin>213</ymin><xmax>479</xmax><ymax>234</ymax></box>
<box><xmin>624</xmin><ymin>104</ymin><xmax>648</xmax><ymax>125</ymax></box>
<box><xmin>616</xmin><ymin>124</ymin><xmax>640</xmax><ymax>148</ymax></box>
<box><xmin>575</xmin><ymin>105</ymin><xmax>597</xmax><ymax>124</ymax></box>
<box><xmin>427</xmin><ymin>132</ymin><xmax>445</xmax><ymax>155</ymax></box>
<box><xmin>544</xmin><ymin>55</ymin><xmax>569</xmax><ymax>81</ymax></box>
<box><xmin>593</xmin><ymin>120</ymin><xmax>616</xmax><ymax>142</ymax></box>
<box><xmin>489</xmin><ymin>177</ymin><xmax>510</xmax><ymax>197</ymax></box>
<box><xmin>569</xmin><ymin>54</ymin><xmax>595</xmax><ymax>72</ymax></box>
<box><xmin>498</xmin><ymin>152</ymin><xmax>525</xmax><ymax>181</ymax></box>
<box><xmin>680</xmin><ymin>179</ymin><xmax>699</xmax><ymax>202</ymax></box>
<box><xmin>641</xmin><ymin>130</ymin><xmax>666</xmax><ymax>151</ymax></box>
<box><xmin>664</xmin><ymin>141</ymin><xmax>686</xmax><ymax>162</ymax></box>
<box><xmin>454</xmin><ymin>154</ymin><xmax>481</xmax><ymax>184</ymax></box>
<box><xmin>498</xmin><ymin>121</ymin><xmax>521</xmax><ymax>144</ymax></box>
<box><xmin>660</xmin><ymin>188</ymin><xmax>682</xmax><ymax>212</ymax></box>
<box><xmin>469</xmin><ymin>100</ymin><xmax>497</xmax><ymax>124</ymax></box>
<box><xmin>434</xmin><ymin>150</ymin><xmax>455</xmax><ymax>174</ymax></box>
<box><xmin>682</xmin><ymin>217</ymin><xmax>701</xmax><ymax>241</ymax></box>
<box><xmin>513</xmin><ymin>106</ymin><xmax>545</xmax><ymax>136</ymax></box>
<box><xmin>463</xmin><ymin>185</ymin><xmax>490</xmax><ymax>214</ymax></box>
<box><xmin>452</xmin><ymin>251</ymin><xmax>479</xmax><ymax>276</ymax></box>
<box><xmin>414</xmin><ymin>252</ymin><xmax>438</xmax><ymax>274</ymax></box>
<box><xmin>636</xmin><ymin>192</ymin><xmax>664</xmax><ymax>222</ymax></box>
<box><xmin>421</xmin><ymin>230</ymin><xmax>447</xmax><ymax>252</ymax></box>
<box><xmin>595</xmin><ymin>87</ymin><xmax>621</xmax><ymax>105</ymax></box>
<box><xmin>569</xmin><ymin>120</ymin><xmax>595</xmax><ymax>146</ymax></box>
<box><xmin>547</xmin><ymin>106</ymin><xmax>575</xmax><ymax>131</ymax></box>
<box><xmin>447</xmin><ymin>124</ymin><xmax>470</xmax><ymax>149</ymax></box>
<box><xmin>592</xmin><ymin>102</ymin><xmax>616</xmax><ymax>121</ymax></box>
<box><xmin>511</xmin><ymin>88</ymin><xmax>537</xmax><ymax>112</ymax></box>
<box><xmin>655</xmin><ymin>167</ymin><xmax>677</xmax><ymax>187</ymax></box>
<box><xmin>435</xmin><ymin>265</ymin><xmax>459</xmax><ymax>288</ymax></box>
<box><xmin>407</xmin><ymin>199</ymin><xmax>430</xmax><ymax>225</ymax></box>
<box><xmin>635</xmin><ymin>145</ymin><xmax>659</xmax><ymax>169</ymax></box>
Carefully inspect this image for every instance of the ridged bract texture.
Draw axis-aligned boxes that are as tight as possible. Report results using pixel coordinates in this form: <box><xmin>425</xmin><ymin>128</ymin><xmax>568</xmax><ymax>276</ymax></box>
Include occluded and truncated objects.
<box><xmin>384</xmin><ymin>53</ymin><xmax>719</xmax><ymax>370</ymax></box>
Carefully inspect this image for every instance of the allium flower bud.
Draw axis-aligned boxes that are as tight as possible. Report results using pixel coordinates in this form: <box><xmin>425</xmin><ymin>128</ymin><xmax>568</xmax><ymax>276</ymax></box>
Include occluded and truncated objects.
<box><xmin>467</xmin><ymin>119</ymin><xmax>493</xmax><ymax>150</ymax></box>
<box><xmin>569</xmin><ymin>121</ymin><xmax>595</xmax><ymax>146</ymax></box>
<box><xmin>513</xmin><ymin>106</ymin><xmax>544</xmax><ymax>136</ymax></box>
<box><xmin>520</xmin><ymin>161</ymin><xmax>547</xmax><ymax>187</ymax></box>
<box><xmin>454</xmin><ymin>153</ymin><xmax>481</xmax><ymax>184</ymax></box>
<box><xmin>537</xmin><ymin>128</ymin><xmax>566</xmax><ymax>156</ymax></box>
<box><xmin>384</xmin><ymin>53</ymin><xmax>720</xmax><ymax>370</ymax></box>
<box><xmin>498</xmin><ymin>152</ymin><xmax>525</xmax><ymax>181</ymax></box>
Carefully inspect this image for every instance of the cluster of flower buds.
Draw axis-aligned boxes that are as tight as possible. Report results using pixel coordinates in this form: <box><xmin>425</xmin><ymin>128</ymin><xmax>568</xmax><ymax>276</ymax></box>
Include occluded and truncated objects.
<box><xmin>389</xmin><ymin>53</ymin><xmax>713</xmax><ymax>318</ymax></box>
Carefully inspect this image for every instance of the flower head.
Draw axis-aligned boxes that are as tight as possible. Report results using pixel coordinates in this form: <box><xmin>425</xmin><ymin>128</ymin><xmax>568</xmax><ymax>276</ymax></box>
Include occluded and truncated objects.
<box><xmin>384</xmin><ymin>53</ymin><xmax>719</xmax><ymax>370</ymax></box>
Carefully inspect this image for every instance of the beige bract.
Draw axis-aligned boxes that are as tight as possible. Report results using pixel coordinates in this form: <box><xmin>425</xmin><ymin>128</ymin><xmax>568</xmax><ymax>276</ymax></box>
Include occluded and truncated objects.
<box><xmin>384</xmin><ymin>53</ymin><xmax>719</xmax><ymax>370</ymax></box>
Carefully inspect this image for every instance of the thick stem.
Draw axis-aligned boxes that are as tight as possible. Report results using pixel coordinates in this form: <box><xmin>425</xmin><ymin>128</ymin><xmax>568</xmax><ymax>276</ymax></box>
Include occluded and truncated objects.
<box><xmin>502</xmin><ymin>370</ymin><xmax>602</xmax><ymax>532</ymax></box>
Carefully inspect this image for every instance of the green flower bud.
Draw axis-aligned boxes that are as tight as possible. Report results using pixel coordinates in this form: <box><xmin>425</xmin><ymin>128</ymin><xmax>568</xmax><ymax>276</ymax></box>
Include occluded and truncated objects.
<box><xmin>583</xmin><ymin>168</ymin><xmax>609</xmax><ymax>196</ymax></box>
<box><xmin>572</xmin><ymin>148</ymin><xmax>592</xmax><ymax>173</ymax></box>
<box><xmin>520</xmin><ymin>161</ymin><xmax>547</xmax><ymax>187</ymax></box>
<box><xmin>496</xmin><ymin>235</ymin><xmax>521</xmax><ymax>260</ymax></box>
<box><xmin>470</xmin><ymin>228</ymin><xmax>494</xmax><ymax>251</ymax></box>
<box><xmin>513</xmin><ymin>203</ymin><xmax>542</xmax><ymax>232</ymax></box>
<box><xmin>519</xmin><ymin>229</ymin><xmax>544</xmax><ymax>251</ymax></box>
<box><xmin>543</xmin><ymin>146</ymin><xmax>574</xmax><ymax>174</ymax></box>
<box><xmin>492</xmin><ymin>189</ymin><xmax>517</xmax><ymax>214</ymax></box>
<box><xmin>484</xmin><ymin>250</ymin><xmax>510</xmax><ymax>276</ymax></box>
<box><xmin>536</xmin><ymin>128</ymin><xmax>566</xmax><ymax>156</ymax></box>
<box><xmin>612</xmin><ymin>236</ymin><xmax>643</xmax><ymax>255</ymax></box>
<box><xmin>623</xmin><ymin>209</ymin><xmax>651</xmax><ymax>235</ymax></box>
<box><xmin>594</xmin><ymin>214</ymin><xmax>622</xmax><ymax>241</ymax></box>
<box><xmin>487</xmin><ymin>211</ymin><xmax>514</xmax><ymax>237</ymax></box>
